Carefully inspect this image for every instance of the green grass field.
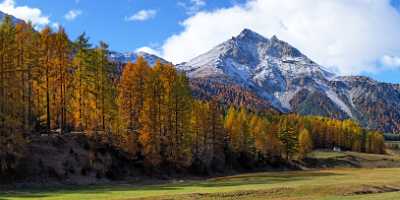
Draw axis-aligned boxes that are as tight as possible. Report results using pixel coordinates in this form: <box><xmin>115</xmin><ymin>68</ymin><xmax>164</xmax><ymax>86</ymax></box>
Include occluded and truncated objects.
<box><xmin>1</xmin><ymin>167</ymin><xmax>400</xmax><ymax>200</ymax></box>
<box><xmin>309</xmin><ymin>150</ymin><xmax>400</xmax><ymax>161</ymax></box>
<box><xmin>2</xmin><ymin>151</ymin><xmax>400</xmax><ymax>200</ymax></box>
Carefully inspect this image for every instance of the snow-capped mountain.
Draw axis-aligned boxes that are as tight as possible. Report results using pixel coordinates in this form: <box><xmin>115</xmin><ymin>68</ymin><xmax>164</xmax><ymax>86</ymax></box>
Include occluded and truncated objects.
<box><xmin>0</xmin><ymin>11</ymin><xmax>24</xmax><ymax>24</ymax></box>
<box><xmin>178</xmin><ymin>29</ymin><xmax>400</xmax><ymax>133</ymax></box>
<box><xmin>109</xmin><ymin>51</ymin><xmax>168</xmax><ymax>66</ymax></box>
<box><xmin>177</xmin><ymin>29</ymin><xmax>339</xmax><ymax>112</ymax></box>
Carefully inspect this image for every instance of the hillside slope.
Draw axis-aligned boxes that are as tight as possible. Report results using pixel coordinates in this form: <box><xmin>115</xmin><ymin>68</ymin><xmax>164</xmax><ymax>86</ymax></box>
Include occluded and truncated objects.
<box><xmin>177</xmin><ymin>29</ymin><xmax>400</xmax><ymax>133</ymax></box>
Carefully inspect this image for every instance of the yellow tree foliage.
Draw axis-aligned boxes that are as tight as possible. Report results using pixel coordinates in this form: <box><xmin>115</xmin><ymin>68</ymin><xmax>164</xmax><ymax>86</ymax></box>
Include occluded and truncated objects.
<box><xmin>117</xmin><ymin>57</ymin><xmax>150</xmax><ymax>157</ymax></box>
<box><xmin>298</xmin><ymin>129</ymin><xmax>313</xmax><ymax>159</ymax></box>
<box><xmin>250</xmin><ymin>115</ymin><xmax>268</xmax><ymax>157</ymax></box>
<box><xmin>37</xmin><ymin>26</ymin><xmax>55</xmax><ymax>132</ymax></box>
<box><xmin>70</xmin><ymin>33</ymin><xmax>96</xmax><ymax>131</ymax></box>
<box><xmin>0</xmin><ymin>16</ymin><xmax>27</xmax><ymax>174</ymax></box>
<box><xmin>366</xmin><ymin>132</ymin><xmax>385</xmax><ymax>154</ymax></box>
<box><xmin>159</xmin><ymin>63</ymin><xmax>193</xmax><ymax>168</ymax></box>
<box><xmin>191</xmin><ymin>100</ymin><xmax>226</xmax><ymax>171</ymax></box>
<box><xmin>265</xmin><ymin>123</ymin><xmax>283</xmax><ymax>159</ymax></box>
<box><xmin>139</xmin><ymin>62</ymin><xmax>164</xmax><ymax>167</ymax></box>
<box><xmin>191</xmin><ymin>101</ymin><xmax>212</xmax><ymax>168</ymax></box>
<box><xmin>0</xmin><ymin>16</ymin><xmax>389</xmax><ymax>173</ymax></box>
<box><xmin>54</xmin><ymin>28</ymin><xmax>72</xmax><ymax>133</ymax></box>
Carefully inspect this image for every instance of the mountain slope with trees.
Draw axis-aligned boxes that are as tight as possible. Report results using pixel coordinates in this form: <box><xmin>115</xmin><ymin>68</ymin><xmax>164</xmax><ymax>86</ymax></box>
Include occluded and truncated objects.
<box><xmin>0</xmin><ymin>16</ymin><xmax>387</xmax><ymax>183</ymax></box>
<box><xmin>177</xmin><ymin>29</ymin><xmax>400</xmax><ymax>134</ymax></box>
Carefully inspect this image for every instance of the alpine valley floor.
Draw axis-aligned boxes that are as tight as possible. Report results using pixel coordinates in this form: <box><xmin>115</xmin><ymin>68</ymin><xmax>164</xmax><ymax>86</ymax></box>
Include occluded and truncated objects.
<box><xmin>2</xmin><ymin>151</ymin><xmax>400</xmax><ymax>200</ymax></box>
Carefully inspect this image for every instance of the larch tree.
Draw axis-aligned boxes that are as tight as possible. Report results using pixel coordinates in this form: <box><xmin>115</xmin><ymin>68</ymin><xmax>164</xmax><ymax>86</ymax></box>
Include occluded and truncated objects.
<box><xmin>224</xmin><ymin>106</ymin><xmax>239</xmax><ymax>154</ymax></box>
<box><xmin>191</xmin><ymin>101</ymin><xmax>211</xmax><ymax>170</ymax></box>
<box><xmin>139</xmin><ymin>62</ymin><xmax>164</xmax><ymax>167</ymax></box>
<box><xmin>0</xmin><ymin>15</ymin><xmax>17</xmax><ymax>122</ymax></box>
<box><xmin>15</xmin><ymin>22</ymin><xmax>38</xmax><ymax>131</ymax></box>
<box><xmin>366</xmin><ymin>132</ymin><xmax>385</xmax><ymax>154</ymax></box>
<box><xmin>250</xmin><ymin>115</ymin><xmax>269</xmax><ymax>159</ymax></box>
<box><xmin>54</xmin><ymin>27</ymin><xmax>72</xmax><ymax>134</ymax></box>
<box><xmin>38</xmin><ymin>26</ymin><xmax>55</xmax><ymax>132</ymax></box>
<box><xmin>167</xmin><ymin>67</ymin><xmax>193</xmax><ymax>168</ymax></box>
<box><xmin>208</xmin><ymin>99</ymin><xmax>226</xmax><ymax>170</ymax></box>
<box><xmin>94</xmin><ymin>41</ymin><xmax>116</xmax><ymax>132</ymax></box>
<box><xmin>117</xmin><ymin>57</ymin><xmax>150</xmax><ymax>157</ymax></box>
<box><xmin>237</xmin><ymin>108</ymin><xmax>254</xmax><ymax>157</ymax></box>
<box><xmin>278</xmin><ymin>119</ymin><xmax>298</xmax><ymax>161</ymax></box>
<box><xmin>0</xmin><ymin>16</ymin><xmax>26</xmax><ymax>174</ymax></box>
<box><xmin>71</xmin><ymin>33</ymin><xmax>93</xmax><ymax>131</ymax></box>
<box><xmin>265</xmin><ymin>123</ymin><xmax>282</xmax><ymax>159</ymax></box>
<box><xmin>298</xmin><ymin>129</ymin><xmax>313</xmax><ymax>159</ymax></box>
<box><xmin>225</xmin><ymin>107</ymin><xmax>255</xmax><ymax>161</ymax></box>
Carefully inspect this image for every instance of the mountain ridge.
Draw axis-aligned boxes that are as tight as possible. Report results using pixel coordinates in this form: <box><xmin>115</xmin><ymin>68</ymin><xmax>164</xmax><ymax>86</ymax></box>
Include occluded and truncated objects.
<box><xmin>0</xmin><ymin>10</ymin><xmax>26</xmax><ymax>24</ymax></box>
<box><xmin>108</xmin><ymin>51</ymin><xmax>168</xmax><ymax>66</ymax></box>
<box><xmin>177</xmin><ymin>28</ymin><xmax>400</xmax><ymax>133</ymax></box>
<box><xmin>177</xmin><ymin>29</ymin><xmax>338</xmax><ymax>111</ymax></box>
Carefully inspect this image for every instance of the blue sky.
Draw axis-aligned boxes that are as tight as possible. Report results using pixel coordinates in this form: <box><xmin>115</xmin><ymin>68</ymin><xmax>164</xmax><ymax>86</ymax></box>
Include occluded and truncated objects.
<box><xmin>14</xmin><ymin>0</ymin><xmax>242</xmax><ymax>52</ymax></box>
<box><xmin>1</xmin><ymin>0</ymin><xmax>400</xmax><ymax>83</ymax></box>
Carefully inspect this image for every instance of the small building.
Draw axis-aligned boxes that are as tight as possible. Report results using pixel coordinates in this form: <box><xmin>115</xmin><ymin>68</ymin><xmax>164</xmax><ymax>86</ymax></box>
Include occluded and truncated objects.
<box><xmin>333</xmin><ymin>146</ymin><xmax>342</xmax><ymax>152</ymax></box>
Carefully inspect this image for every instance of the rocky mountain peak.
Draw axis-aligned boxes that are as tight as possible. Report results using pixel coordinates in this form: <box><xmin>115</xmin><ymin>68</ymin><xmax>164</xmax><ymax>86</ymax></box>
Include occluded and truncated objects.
<box><xmin>271</xmin><ymin>35</ymin><xmax>279</xmax><ymax>41</ymax></box>
<box><xmin>220</xmin><ymin>29</ymin><xmax>308</xmax><ymax>65</ymax></box>
<box><xmin>236</xmin><ymin>28</ymin><xmax>268</xmax><ymax>42</ymax></box>
<box><xmin>179</xmin><ymin>29</ymin><xmax>330</xmax><ymax>79</ymax></box>
<box><xmin>268</xmin><ymin>36</ymin><xmax>304</xmax><ymax>59</ymax></box>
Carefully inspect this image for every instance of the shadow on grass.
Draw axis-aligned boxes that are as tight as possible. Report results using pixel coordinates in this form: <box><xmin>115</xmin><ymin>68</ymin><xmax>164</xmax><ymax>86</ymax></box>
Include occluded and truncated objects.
<box><xmin>0</xmin><ymin>193</ymin><xmax>50</xmax><ymax>199</ymax></box>
<box><xmin>0</xmin><ymin>171</ymin><xmax>342</xmax><ymax>199</ymax></box>
<box><xmin>0</xmin><ymin>185</ymin><xmax>182</xmax><ymax>199</ymax></box>
<box><xmin>191</xmin><ymin>172</ymin><xmax>340</xmax><ymax>188</ymax></box>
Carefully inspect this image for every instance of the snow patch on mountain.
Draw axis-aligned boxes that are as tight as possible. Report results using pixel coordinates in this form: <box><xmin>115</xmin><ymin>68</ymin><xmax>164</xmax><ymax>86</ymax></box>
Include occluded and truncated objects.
<box><xmin>177</xmin><ymin>29</ymin><xmax>357</xmax><ymax>116</ymax></box>
<box><xmin>109</xmin><ymin>51</ymin><xmax>168</xmax><ymax>66</ymax></box>
<box><xmin>274</xmin><ymin>89</ymin><xmax>299</xmax><ymax>110</ymax></box>
<box><xmin>325</xmin><ymin>89</ymin><xmax>353</xmax><ymax>117</ymax></box>
<box><xmin>0</xmin><ymin>11</ymin><xmax>24</xmax><ymax>24</ymax></box>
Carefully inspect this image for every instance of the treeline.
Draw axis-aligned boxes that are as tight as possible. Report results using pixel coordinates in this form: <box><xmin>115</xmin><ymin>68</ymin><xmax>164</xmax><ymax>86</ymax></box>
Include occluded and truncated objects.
<box><xmin>0</xmin><ymin>16</ymin><xmax>385</xmax><ymax>175</ymax></box>
<box><xmin>0</xmin><ymin>16</ymin><xmax>117</xmax><ymax>173</ymax></box>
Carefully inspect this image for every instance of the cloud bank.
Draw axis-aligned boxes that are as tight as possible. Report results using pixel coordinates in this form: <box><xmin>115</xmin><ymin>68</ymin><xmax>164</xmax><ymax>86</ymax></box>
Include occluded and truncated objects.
<box><xmin>135</xmin><ymin>46</ymin><xmax>161</xmax><ymax>56</ymax></box>
<box><xmin>0</xmin><ymin>0</ymin><xmax>49</xmax><ymax>27</ymax></box>
<box><xmin>161</xmin><ymin>0</ymin><xmax>400</xmax><ymax>75</ymax></box>
<box><xmin>381</xmin><ymin>55</ymin><xmax>400</xmax><ymax>69</ymax></box>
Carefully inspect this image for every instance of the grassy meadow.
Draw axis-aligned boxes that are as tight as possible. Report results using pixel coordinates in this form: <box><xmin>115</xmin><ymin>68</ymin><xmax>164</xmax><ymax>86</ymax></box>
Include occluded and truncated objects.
<box><xmin>1</xmin><ymin>166</ymin><xmax>400</xmax><ymax>200</ymax></box>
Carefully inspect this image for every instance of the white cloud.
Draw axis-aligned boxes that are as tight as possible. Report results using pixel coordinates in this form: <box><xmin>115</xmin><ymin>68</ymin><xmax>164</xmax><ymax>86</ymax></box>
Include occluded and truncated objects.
<box><xmin>178</xmin><ymin>0</ymin><xmax>206</xmax><ymax>15</ymax></box>
<box><xmin>126</xmin><ymin>9</ymin><xmax>157</xmax><ymax>21</ymax></box>
<box><xmin>161</xmin><ymin>0</ymin><xmax>400</xmax><ymax>75</ymax></box>
<box><xmin>381</xmin><ymin>55</ymin><xmax>400</xmax><ymax>69</ymax></box>
<box><xmin>0</xmin><ymin>0</ymin><xmax>49</xmax><ymax>26</ymax></box>
<box><xmin>135</xmin><ymin>46</ymin><xmax>161</xmax><ymax>56</ymax></box>
<box><xmin>64</xmin><ymin>9</ymin><xmax>82</xmax><ymax>21</ymax></box>
<box><xmin>51</xmin><ymin>22</ymin><xmax>60</xmax><ymax>30</ymax></box>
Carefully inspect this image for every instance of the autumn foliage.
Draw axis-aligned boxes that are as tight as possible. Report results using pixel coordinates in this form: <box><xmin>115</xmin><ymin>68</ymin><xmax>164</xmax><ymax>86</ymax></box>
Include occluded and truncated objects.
<box><xmin>0</xmin><ymin>17</ymin><xmax>386</xmax><ymax>175</ymax></box>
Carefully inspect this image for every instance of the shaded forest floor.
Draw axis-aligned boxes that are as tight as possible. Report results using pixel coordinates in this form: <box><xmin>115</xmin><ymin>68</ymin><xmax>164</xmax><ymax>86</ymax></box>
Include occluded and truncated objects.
<box><xmin>2</xmin><ymin>168</ymin><xmax>400</xmax><ymax>200</ymax></box>
<box><xmin>2</xmin><ymin>133</ymin><xmax>400</xmax><ymax>186</ymax></box>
